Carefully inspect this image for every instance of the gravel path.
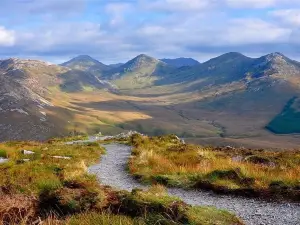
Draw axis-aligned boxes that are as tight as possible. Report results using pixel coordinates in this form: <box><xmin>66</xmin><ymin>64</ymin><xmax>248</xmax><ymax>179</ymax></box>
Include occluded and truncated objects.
<box><xmin>88</xmin><ymin>143</ymin><xmax>300</xmax><ymax>225</ymax></box>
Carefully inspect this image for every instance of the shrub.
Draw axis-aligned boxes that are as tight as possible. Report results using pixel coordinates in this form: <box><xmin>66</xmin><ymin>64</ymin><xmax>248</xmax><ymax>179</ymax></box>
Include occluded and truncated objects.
<box><xmin>0</xmin><ymin>149</ymin><xmax>7</xmax><ymax>158</ymax></box>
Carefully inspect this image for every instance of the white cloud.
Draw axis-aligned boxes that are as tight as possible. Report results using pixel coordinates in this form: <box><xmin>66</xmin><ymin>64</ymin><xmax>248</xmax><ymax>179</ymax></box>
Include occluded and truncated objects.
<box><xmin>0</xmin><ymin>26</ymin><xmax>15</xmax><ymax>46</ymax></box>
<box><xmin>270</xmin><ymin>9</ymin><xmax>300</xmax><ymax>26</ymax></box>
<box><xmin>226</xmin><ymin>0</ymin><xmax>300</xmax><ymax>8</ymax></box>
<box><xmin>105</xmin><ymin>3</ymin><xmax>132</xmax><ymax>27</ymax></box>
<box><xmin>221</xmin><ymin>19</ymin><xmax>290</xmax><ymax>45</ymax></box>
<box><xmin>142</xmin><ymin>0</ymin><xmax>215</xmax><ymax>12</ymax></box>
<box><xmin>226</xmin><ymin>0</ymin><xmax>276</xmax><ymax>8</ymax></box>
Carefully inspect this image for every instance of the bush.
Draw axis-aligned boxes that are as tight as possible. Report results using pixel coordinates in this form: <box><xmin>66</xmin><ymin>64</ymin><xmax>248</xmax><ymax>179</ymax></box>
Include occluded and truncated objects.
<box><xmin>0</xmin><ymin>149</ymin><xmax>7</xmax><ymax>158</ymax></box>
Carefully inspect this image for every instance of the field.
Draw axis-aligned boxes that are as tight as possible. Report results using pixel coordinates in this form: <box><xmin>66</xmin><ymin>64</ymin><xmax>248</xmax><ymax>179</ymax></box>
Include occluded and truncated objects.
<box><xmin>129</xmin><ymin>134</ymin><xmax>300</xmax><ymax>201</ymax></box>
<box><xmin>0</xmin><ymin>138</ymin><xmax>242</xmax><ymax>224</ymax></box>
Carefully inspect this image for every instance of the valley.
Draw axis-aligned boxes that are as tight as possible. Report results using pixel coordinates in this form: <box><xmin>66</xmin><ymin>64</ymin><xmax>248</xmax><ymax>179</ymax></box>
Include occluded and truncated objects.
<box><xmin>1</xmin><ymin>52</ymin><xmax>300</xmax><ymax>149</ymax></box>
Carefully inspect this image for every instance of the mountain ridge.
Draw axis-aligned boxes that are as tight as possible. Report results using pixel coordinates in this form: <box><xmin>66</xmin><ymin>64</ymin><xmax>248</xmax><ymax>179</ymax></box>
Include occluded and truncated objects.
<box><xmin>1</xmin><ymin>51</ymin><xmax>300</xmax><ymax>141</ymax></box>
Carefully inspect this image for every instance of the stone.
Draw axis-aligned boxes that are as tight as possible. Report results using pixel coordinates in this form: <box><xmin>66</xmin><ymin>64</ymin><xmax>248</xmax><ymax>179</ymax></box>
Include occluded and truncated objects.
<box><xmin>22</xmin><ymin>150</ymin><xmax>35</xmax><ymax>155</ymax></box>
<box><xmin>0</xmin><ymin>157</ymin><xmax>8</xmax><ymax>164</ymax></box>
<box><xmin>52</xmin><ymin>156</ymin><xmax>71</xmax><ymax>160</ymax></box>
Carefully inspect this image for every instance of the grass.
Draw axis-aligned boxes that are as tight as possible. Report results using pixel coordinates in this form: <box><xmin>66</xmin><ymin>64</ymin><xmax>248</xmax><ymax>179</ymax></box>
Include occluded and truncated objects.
<box><xmin>0</xmin><ymin>137</ymin><xmax>243</xmax><ymax>224</ymax></box>
<box><xmin>128</xmin><ymin>134</ymin><xmax>300</xmax><ymax>201</ymax></box>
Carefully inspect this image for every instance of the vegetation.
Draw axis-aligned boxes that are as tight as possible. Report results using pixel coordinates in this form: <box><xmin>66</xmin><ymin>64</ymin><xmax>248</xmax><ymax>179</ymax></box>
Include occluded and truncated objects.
<box><xmin>0</xmin><ymin>138</ymin><xmax>242</xmax><ymax>224</ymax></box>
<box><xmin>129</xmin><ymin>134</ymin><xmax>300</xmax><ymax>201</ymax></box>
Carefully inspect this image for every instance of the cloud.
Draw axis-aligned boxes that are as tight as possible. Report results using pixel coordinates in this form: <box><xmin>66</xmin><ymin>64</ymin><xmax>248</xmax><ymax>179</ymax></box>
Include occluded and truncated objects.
<box><xmin>226</xmin><ymin>0</ymin><xmax>276</xmax><ymax>8</ymax></box>
<box><xmin>0</xmin><ymin>0</ymin><xmax>86</xmax><ymax>18</ymax></box>
<box><xmin>141</xmin><ymin>0</ymin><xmax>216</xmax><ymax>12</ymax></box>
<box><xmin>105</xmin><ymin>3</ymin><xmax>133</xmax><ymax>27</ymax></box>
<box><xmin>0</xmin><ymin>0</ymin><xmax>299</xmax><ymax>63</ymax></box>
<box><xmin>226</xmin><ymin>0</ymin><xmax>300</xmax><ymax>8</ymax></box>
<box><xmin>221</xmin><ymin>19</ymin><xmax>290</xmax><ymax>45</ymax></box>
<box><xmin>270</xmin><ymin>9</ymin><xmax>300</xmax><ymax>26</ymax></box>
<box><xmin>0</xmin><ymin>27</ymin><xmax>15</xmax><ymax>46</ymax></box>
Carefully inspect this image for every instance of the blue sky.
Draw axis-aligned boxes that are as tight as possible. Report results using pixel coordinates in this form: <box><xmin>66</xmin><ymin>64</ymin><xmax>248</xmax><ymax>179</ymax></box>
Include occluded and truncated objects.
<box><xmin>0</xmin><ymin>0</ymin><xmax>300</xmax><ymax>64</ymax></box>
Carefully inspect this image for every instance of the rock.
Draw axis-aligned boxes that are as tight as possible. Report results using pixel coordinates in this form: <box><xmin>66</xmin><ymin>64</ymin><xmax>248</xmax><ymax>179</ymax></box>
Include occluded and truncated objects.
<box><xmin>0</xmin><ymin>157</ymin><xmax>8</xmax><ymax>163</ymax></box>
<box><xmin>22</xmin><ymin>150</ymin><xmax>35</xmax><ymax>155</ymax></box>
<box><xmin>16</xmin><ymin>159</ymin><xmax>30</xmax><ymax>164</ymax></box>
<box><xmin>52</xmin><ymin>156</ymin><xmax>71</xmax><ymax>160</ymax></box>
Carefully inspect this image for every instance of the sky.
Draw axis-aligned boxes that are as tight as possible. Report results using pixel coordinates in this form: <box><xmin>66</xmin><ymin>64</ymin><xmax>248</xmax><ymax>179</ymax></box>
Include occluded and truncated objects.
<box><xmin>0</xmin><ymin>0</ymin><xmax>300</xmax><ymax>64</ymax></box>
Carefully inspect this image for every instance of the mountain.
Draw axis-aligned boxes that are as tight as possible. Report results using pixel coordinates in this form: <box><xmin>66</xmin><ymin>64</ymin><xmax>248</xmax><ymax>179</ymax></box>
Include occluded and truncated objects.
<box><xmin>2</xmin><ymin>52</ymin><xmax>300</xmax><ymax>145</ymax></box>
<box><xmin>122</xmin><ymin>52</ymin><xmax>300</xmax><ymax>137</ymax></box>
<box><xmin>103</xmin><ymin>54</ymin><xmax>174</xmax><ymax>89</ymax></box>
<box><xmin>0</xmin><ymin>58</ymin><xmax>68</xmax><ymax>140</ymax></box>
<box><xmin>0</xmin><ymin>57</ymin><xmax>117</xmax><ymax>141</ymax></box>
<box><xmin>61</xmin><ymin>55</ymin><xmax>110</xmax><ymax>77</ymax></box>
<box><xmin>157</xmin><ymin>52</ymin><xmax>254</xmax><ymax>86</ymax></box>
<box><xmin>160</xmin><ymin>57</ymin><xmax>200</xmax><ymax>67</ymax></box>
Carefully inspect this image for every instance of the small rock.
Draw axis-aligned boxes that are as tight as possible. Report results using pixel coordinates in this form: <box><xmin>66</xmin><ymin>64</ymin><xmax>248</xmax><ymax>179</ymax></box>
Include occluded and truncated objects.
<box><xmin>0</xmin><ymin>157</ymin><xmax>8</xmax><ymax>163</ymax></box>
<box><xmin>22</xmin><ymin>150</ymin><xmax>35</xmax><ymax>155</ymax></box>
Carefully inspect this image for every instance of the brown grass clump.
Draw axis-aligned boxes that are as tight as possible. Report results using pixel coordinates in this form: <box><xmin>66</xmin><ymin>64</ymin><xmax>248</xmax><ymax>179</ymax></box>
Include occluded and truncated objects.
<box><xmin>129</xmin><ymin>134</ymin><xmax>300</xmax><ymax>201</ymax></box>
<box><xmin>0</xmin><ymin>195</ymin><xmax>39</xmax><ymax>225</ymax></box>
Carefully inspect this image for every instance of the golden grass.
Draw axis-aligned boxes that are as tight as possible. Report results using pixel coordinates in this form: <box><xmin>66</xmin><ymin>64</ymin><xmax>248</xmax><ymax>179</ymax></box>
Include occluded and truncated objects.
<box><xmin>129</xmin><ymin>135</ymin><xmax>300</xmax><ymax>200</ymax></box>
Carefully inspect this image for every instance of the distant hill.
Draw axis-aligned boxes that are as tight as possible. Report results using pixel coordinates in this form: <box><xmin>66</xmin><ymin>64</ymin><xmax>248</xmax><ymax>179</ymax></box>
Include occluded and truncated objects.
<box><xmin>160</xmin><ymin>57</ymin><xmax>200</xmax><ymax>67</ymax></box>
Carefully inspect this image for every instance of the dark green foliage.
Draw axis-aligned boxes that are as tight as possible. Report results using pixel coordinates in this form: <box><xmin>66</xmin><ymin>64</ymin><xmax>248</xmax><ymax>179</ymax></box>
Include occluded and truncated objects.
<box><xmin>266</xmin><ymin>97</ymin><xmax>300</xmax><ymax>134</ymax></box>
<box><xmin>0</xmin><ymin>149</ymin><xmax>7</xmax><ymax>158</ymax></box>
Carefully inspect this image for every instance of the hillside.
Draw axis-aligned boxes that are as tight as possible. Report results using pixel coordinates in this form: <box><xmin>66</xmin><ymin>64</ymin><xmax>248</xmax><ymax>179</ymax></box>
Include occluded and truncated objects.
<box><xmin>160</xmin><ymin>57</ymin><xmax>200</xmax><ymax>67</ymax></box>
<box><xmin>103</xmin><ymin>54</ymin><xmax>174</xmax><ymax>89</ymax></box>
<box><xmin>0</xmin><ymin>58</ymin><xmax>117</xmax><ymax>141</ymax></box>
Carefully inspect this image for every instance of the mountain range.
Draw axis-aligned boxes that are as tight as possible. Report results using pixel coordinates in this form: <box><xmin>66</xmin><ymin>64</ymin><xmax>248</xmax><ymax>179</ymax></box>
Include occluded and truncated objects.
<box><xmin>1</xmin><ymin>52</ymin><xmax>300</xmax><ymax>148</ymax></box>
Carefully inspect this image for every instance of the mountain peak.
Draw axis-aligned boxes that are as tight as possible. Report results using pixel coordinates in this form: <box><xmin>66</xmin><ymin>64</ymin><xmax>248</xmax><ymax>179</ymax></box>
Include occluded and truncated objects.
<box><xmin>264</xmin><ymin>52</ymin><xmax>287</xmax><ymax>62</ymax></box>
<box><xmin>134</xmin><ymin>54</ymin><xmax>157</xmax><ymax>61</ymax></box>
<box><xmin>72</xmin><ymin>55</ymin><xmax>95</xmax><ymax>61</ymax></box>
<box><xmin>61</xmin><ymin>55</ymin><xmax>108</xmax><ymax>73</ymax></box>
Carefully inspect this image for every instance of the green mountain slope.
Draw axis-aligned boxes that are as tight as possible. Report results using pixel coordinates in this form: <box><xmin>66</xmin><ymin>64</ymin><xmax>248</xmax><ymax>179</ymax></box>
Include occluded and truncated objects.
<box><xmin>103</xmin><ymin>54</ymin><xmax>174</xmax><ymax>89</ymax></box>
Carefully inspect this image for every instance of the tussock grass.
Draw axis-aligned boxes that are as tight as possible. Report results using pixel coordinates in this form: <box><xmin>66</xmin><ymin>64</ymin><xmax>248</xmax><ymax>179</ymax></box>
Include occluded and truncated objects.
<box><xmin>129</xmin><ymin>134</ymin><xmax>300</xmax><ymax>201</ymax></box>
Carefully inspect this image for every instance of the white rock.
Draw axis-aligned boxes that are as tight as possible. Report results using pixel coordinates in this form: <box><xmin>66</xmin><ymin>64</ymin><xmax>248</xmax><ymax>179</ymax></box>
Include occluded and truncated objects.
<box><xmin>0</xmin><ymin>157</ymin><xmax>8</xmax><ymax>163</ymax></box>
<box><xmin>52</xmin><ymin>156</ymin><xmax>71</xmax><ymax>160</ymax></box>
<box><xmin>22</xmin><ymin>150</ymin><xmax>35</xmax><ymax>155</ymax></box>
